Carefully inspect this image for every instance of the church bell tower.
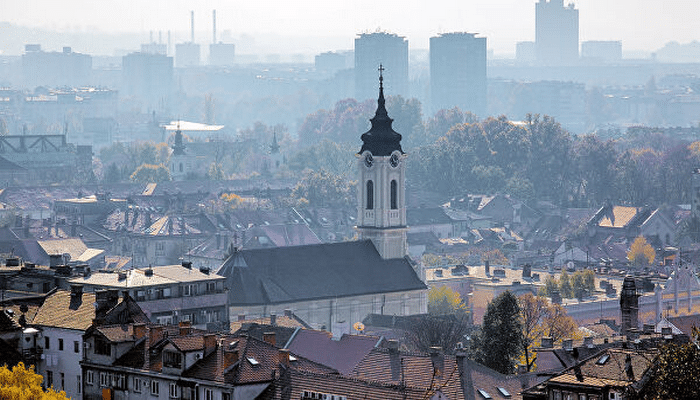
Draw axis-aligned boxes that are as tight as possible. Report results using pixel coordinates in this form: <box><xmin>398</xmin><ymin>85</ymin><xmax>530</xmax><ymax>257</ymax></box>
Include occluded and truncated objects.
<box><xmin>356</xmin><ymin>65</ymin><xmax>408</xmax><ymax>259</ymax></box>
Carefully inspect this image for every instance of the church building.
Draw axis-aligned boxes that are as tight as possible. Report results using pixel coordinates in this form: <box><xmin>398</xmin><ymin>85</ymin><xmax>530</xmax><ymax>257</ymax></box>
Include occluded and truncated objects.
<box><xmin>217</xmin><ymin>70</ymin><xmax>427</xmax><ymax>336</ymax></box>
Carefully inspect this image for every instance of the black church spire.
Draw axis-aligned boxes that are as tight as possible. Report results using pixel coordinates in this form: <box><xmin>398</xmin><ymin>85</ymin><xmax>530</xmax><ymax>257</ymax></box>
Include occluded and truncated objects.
<box><xmin>359</xmin><ymin>65</ymin><xmax>403</xmax><ymax>156</ymax></box>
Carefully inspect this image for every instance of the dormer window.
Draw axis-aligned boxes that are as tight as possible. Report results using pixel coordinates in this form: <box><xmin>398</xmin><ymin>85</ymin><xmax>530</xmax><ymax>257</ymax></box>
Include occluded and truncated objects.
<box><xmin>163</xmin><ymin>351</ymin><xmax>183</xmax><ymax>368</ymax></box>
<box><xmin>94</xmin><ymin>336</ymin><xmax>111</xmax><ymax>356</ymax></box>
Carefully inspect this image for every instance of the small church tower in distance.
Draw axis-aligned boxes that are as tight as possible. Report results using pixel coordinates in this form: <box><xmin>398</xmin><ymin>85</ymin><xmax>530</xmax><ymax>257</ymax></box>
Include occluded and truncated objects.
<box><xmin>356</xmin><ymin>65</ymin><xmax>408</xmax><ymax>259</ymax></box>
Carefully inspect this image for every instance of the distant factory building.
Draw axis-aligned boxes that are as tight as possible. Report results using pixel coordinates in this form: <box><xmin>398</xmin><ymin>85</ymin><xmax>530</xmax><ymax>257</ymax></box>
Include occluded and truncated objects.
<box><xmin>176</xmin><ymin>11</ymin><xmax>201</xmax><ymax>67</ymax></box>
<box><xmin>430</xmin><ymin>32</ymin><xmax>487</xmax><ymax>116</ymax></box>
<box><xmin>354</xmin><ymin>32</ymin><xmax>409</xmax><ymax>101</ymax></box>
<box><xmin>535</xmin><ymin>0</ymin><xmax>579</xmax><ymax>65</ymax></box>
<box><xmin>209</xmin><ymin>10</ymin><xmax>235</xmax><ymax>66</ymax></box>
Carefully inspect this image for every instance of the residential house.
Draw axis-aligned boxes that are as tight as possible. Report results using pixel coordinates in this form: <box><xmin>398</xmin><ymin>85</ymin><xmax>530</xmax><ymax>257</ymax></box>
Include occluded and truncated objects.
<box><xmin>30</xmin><ymin>286</ymin><xmax>149</xmax><ymax>399</ymax></box>
<box><xmin>69</xmin><ymin>262</ymin><xmax>229</xmax><ymax>330</ymax></box>
<box><xmin>522</xmin><ymin>347</ymin><xmax>659</xmax><ymax>400</ymax></box>
<box><xmin>80</xmin><ymin>322</ymin><xmax>337</xmax><ymax>400</ymax></box>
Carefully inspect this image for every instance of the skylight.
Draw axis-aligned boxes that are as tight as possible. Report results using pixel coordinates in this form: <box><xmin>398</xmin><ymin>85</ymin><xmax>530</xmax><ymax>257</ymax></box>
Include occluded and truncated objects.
<box><xmin>289</xmin><ymin>355</ymin><xmax>297</xmax><ymax>362</ymax></box>
<box><xmin>478</xmin><ymin>389</ymin><xmax>492</xmax><ymax>399</ymax></box>
<box><xmin>247</xmin><ymin>357</ymin><xmax>259</xmax><ymax>366</ymax></box>
<box><xmin>497</xmin><ymin>387</ymin><xmax>511</xmax><ymax>398</ymax></box>
<box><xmin>596</xmin><ymin>354</ymin><xmax>610</xmax><ymax>365</ymax></box>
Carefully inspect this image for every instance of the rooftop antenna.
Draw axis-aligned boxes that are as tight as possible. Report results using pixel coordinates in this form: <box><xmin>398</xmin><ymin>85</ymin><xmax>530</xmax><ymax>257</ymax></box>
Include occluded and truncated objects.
<box><xmin>190</xmin><ymin>11</ymin><xmax>195</xmax><ymax>43</ymax></box>
<box><xmin>212</xmin><ymin>10</ymin><xmax>217</xmax><ymax>44</ymax></box>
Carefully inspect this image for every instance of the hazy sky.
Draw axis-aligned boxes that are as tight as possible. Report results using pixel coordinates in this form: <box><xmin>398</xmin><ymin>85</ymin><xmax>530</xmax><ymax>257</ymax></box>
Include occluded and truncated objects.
<box><xmin>4</xmin><ymin>0</ymin><xmax>700</xmax><ymax>54</ymax></box>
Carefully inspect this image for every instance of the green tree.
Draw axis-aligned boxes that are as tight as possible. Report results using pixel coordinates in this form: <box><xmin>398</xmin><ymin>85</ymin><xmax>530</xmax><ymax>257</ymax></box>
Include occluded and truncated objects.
<box><xmin>639</xmin><ymin>328</ymin><xmax>700</xmax><ymax>399</ymax></box>
<box><xmin>0</xmin><ymin>362</ymin><xmax>68</xmax><ymax>399</ymax></box>
<box><xmin>572</xmin><ymin>270</ymin><xmax>595</xmax><ymax>299</ymax></box>
<box><xmin>475</xmin><ymin>291</ymin><xmax>524</xmax><ymax>374</ymax></box>
<box><xmin>559</xmin><ymin>270</ymin><xmax>574</xmax><ymax>299</ymax></box>
<box><xmin>129</xmin><ymin>163</ymin><xmax>172</xmax><ymax>183</ymax></box>
<box><xmin>539</xmin><ymin>275</ymin><xmax>559</xmax><ymax>297</ymax></box>
<box><xmin>289</xmin><ymin>169</ymin><xmax>355</xmax><ymax>208</ymax></box>
<box><xmin>428</xmin><ymin>286</ymin><xmax>467</xmax><ymax>316</ymax></box>
<box><xmin>206</xmin><ymin>163</ymin><xmax>227</xmax><ymax>181</ymax></box>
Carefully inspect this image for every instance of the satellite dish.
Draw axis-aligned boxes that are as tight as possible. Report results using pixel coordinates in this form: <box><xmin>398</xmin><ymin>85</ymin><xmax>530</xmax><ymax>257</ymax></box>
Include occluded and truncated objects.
<box><xmin>353</xmin><ymin>322</ymin><xmax>365</xmax><ymax>332</ymax></box>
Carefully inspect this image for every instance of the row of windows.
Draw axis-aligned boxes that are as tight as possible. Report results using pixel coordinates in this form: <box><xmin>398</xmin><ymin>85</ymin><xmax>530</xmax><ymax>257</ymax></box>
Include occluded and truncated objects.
<box><xmin>85</xmin><ymin>371</ymin><xmax>230</xmax><ymax>400</ymax></box>
<box><xmin>365</xmin><ymin>180</ymin><xmax>399</xmax><ymax>210</ymax></box>
<box><xmin>46</xmin><ymin>371</ymin><xmax>77</xmax><ymax>393</ymax></box>
<box><xmin>134</xmin><ymin>283</ymin><xmax>220</xmax><ymax>301</ymax></box>
<box><xmin>44</xmin><ymin>337</ymin><xmax>79</xmax><ymax>353</ymax></box>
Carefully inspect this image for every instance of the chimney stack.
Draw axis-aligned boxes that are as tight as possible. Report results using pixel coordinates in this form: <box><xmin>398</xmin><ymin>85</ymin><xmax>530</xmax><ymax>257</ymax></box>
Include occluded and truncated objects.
<box><xmin>429</xmin><ymin>347</ymin><xmax>444</xmax><ymax>377</ymax></box>
<box><xmin>263</xmin><ymin>332</ymin><xmax>276</xmax><ymax>347</ymax></box>
<box><xmin>278</xmin><ymin>348</ymin><xmax>290</xmax><ymax>367</ymax></box>
<box><xmin>179</xmin><ymin>321</ymin><xmax>192</xmax><ymax>336</ymax></box>
<box><xmin>224</xmin><ymin>347</ymin><xmax>239</xmax><ymax>369</ymax></box>
<box><xmin>212</xmin><ymin>10</ymin><xmax>217</xmax><ymax>44</ymax></box>
<box><xmin>133</xmin><ymin>323</ymin><xmax>147</xmax><ymax>340</ymax></box>
<box><xmin>270</xmin><ymin>313</ymin><xmax>277</xmax><ymax>326</ymax></box>
<box><xmin>70</xmin><ymin>284</ymin><xmax>83</xmax><ymax>300</ymax></box>
<box><xmin>149</xmin><ymin>326</ymin><xmax>164</xmax><ymax>347</ymax></box>
<box><xmin>203</xmin><ymin>334</ymin><xmax>217</xmax><ymax>355</ymax></box>
<box><xmin>190</xmin><ymin>11</ymin><xmax>195</xmax><ymax>43</ymax></box>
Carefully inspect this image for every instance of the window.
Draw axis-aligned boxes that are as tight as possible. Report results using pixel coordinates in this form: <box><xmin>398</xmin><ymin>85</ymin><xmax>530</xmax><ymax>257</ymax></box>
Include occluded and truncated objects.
<box><xmin>222</xmin><ymin>393</ymin><xmax>231</xmax><ymax>400</ymax></box>
<box><xmin>366</xmin><ymin>180</ymin><xmax>374</xmax><ymax>210</ymax></box>
<box><xmin>86</xmin><ymin>371</ymin><xmax>94</xmax><ymax>385</ymax></box>
<box><xmin>477</xmin><ymin>389</ymin><xmax>492</xmax><ymax>399</ymax></box>
<box><xmin>94</xmin><ymin>337</ymin><xmax>111</xmax><ymax>356</ymax></box>
<box><xmin>204</xmin><ymin>388</ymin><xmax>213</xmax><ymax>400</ymax></box>
<box><xmin>169</xmin><ymin>382</ymin><xmax>179</xmax><ymax>398</ymax></box>
<box><xmin>99</xmin><ymin>372</ymin><xmax>109</xmax><ymax>387</ymax></box>
<box><xmin>390</xmin><ymin>180</ymin><xmax>398</xmax><ymax>209</ymax></box>
<box><xmin>114</xmin><ymin>374</ymin><xmax>126</xmax><ymax>389</ymax></box>
<box><xmin>74</xmin><ymin>341</ymin><xmax>80</xmax><ymax>353</ymax></box>
<box><xmin>77</xmin><ymin>375</ymin><xmax>81</xmax><ymax>394</ymax></box>
<box><xmin>44</xmin><ymin>336</ymin><xmax>50</xmax><ymax>349</ymax></box>
<box><xmin>497</xmin><ymin>387</ymin><xmax>511</xmax><ymax>398</ymax></box>
<box><xmin>151</xmin><ymin>380</ymin><xmax>160</xmax><ymax>396</ymax></box>
<box><xmin>163</xmin><ymin>351</ymin><xmax>183</xmax><ymax>368</ymax></box>
<box><xmin>60</xmin><ymin>373</ymin><xmax>64</xmax><ymax>390</ymax></box>
<box><xmin>133</xmin><ymin>377</ymin><xmax>142</xmax><ymax>393</ymax></box>
<box><xmin>47</xmin><ymin>371</ymin><xmax>53</xmax><ymax>388</ymax></box>
<box><xmin>58</xmin><ymin>339</ymin><xmax>64</xmax><ymax>351</ymax></box>
<box><xmin>207</xmin><ymin>282</ymin><xmax>216</xmax><ymax>293</ymax></box>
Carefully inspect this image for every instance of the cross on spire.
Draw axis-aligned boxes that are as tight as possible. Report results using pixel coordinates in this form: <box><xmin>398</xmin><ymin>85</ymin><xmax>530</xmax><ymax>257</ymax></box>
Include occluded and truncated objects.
<box><xmin>378</xmin><ymin>64</ymin><xmax>385</xmax><ymax>86</ymax></box>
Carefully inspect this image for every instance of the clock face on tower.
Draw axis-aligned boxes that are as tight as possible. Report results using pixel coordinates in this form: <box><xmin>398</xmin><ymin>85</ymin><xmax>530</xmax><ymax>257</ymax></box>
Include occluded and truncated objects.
<box><xmin>390</xmin><ymin>153</ymin><xmax>400</xmax><ymax>168</ymax></box>
<box><xmin>364</xmin><ymin>153</ymin><xmax>373</xmax><ymax>168</ymax></box>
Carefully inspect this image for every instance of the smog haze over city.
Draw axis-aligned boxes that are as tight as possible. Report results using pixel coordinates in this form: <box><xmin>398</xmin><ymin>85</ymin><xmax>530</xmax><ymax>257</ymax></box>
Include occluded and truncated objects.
<box><xmin>2</xmin><ymin>0</ymin><xmax>700</xmax><ymax>56</ymax></box>
<box><xmin>2</xmin><ymin>2</ymin><xmax>700</xmax><ymax>398</ymax></box>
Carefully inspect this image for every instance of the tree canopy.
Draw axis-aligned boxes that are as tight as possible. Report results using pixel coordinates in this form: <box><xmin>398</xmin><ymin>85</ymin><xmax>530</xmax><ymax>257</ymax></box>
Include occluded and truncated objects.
<box><xmin>628</xmin><ymin>236</ymin><xmax>656</xmax><ymax>269</ymax></box>
<box><xmin>0</xmin><ymin>362</ymin><xmax>68</xmax><ymax>400</ymax></box>
<box><xmin>519</xmin><ymin>293</ymin><xmax>578</xmax><ymax>372</ymax></box>
<box><xmin>474</xmin><ymin>291</ymin><xmax>524</xmax><ymax>374</ymax></box>
<box><xmin>639</xmin><ymin>328</ymin><xmax>700</xmax><ymax>399</ymax></box>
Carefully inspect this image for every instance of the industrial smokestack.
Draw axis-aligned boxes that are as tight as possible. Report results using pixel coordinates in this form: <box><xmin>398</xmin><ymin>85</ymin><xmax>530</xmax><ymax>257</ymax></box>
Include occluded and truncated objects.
<box><xmin>213</xmin><ymin>10</ymin><xmax>217</xmax><ymax>44</ymax></box>
<box><xmin>190</xmin><ymin>11</ymin><xmax>195</xmax><ymax>43</ymax></box>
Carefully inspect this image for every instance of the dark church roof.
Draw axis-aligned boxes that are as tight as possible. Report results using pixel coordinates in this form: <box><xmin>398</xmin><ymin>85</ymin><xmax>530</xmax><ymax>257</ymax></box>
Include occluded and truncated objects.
<box><xmin>358</xmin><ymin>68</ymin><xmax>403</xmax><ymax>156</ymax></box>
<box><xmin>217</xmin><ymin>240</ymin><xmax>426</xmax><ymax>306</ymax></box>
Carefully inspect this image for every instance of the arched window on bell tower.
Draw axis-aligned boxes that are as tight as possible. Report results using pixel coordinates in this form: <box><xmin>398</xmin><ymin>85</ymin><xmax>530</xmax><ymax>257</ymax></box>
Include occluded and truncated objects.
<box><xmin>366</xmin><ymin>180</ymin><xmax>374</xmax><ymax>210</ymax></box>
<box><xmin>390</xmin><ymin>180</ymin><xmax>398</xmax><ymax>210</ymax></box>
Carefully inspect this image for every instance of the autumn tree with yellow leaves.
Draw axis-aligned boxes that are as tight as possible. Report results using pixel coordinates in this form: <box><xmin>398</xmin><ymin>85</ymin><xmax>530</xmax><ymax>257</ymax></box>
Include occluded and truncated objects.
<box><xmin>519</xmin><ymin>293</ymin><xmax>578</xmax><ymax>371</ymax></box>
<box><xmin>628</xmin><ymin>236</ymin><xmax>656</xmax><ymax>269</ymax></box>
<box><xmin>0</xmin><ymin>363</ymin><xmax>67</xmax><ymax>400</ymax></box>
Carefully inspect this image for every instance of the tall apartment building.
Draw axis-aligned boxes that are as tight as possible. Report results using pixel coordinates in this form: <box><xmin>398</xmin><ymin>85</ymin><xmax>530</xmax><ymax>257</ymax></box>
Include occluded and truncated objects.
<box><xmin>21</xmin><ymin>45</ymin><xmax>92</xmax><ymax>89</ymax></box>
<box><xmin>121</xmin><ymin>52</ymin><xmax>174</xmax><ymax>110</ymax></box>
<box><xmin>535</xmin><ymin>0</ymin><xmax>579</xmax><ymax>65</ymax></box>
<box><xmin>354</xmin><ymin>32</ymin><xmax>408</xmax><ymax>101</ymax></box>
<box><xmin>429</xmin><ymin>32</ymin><xmax>487</xmax><ymax>116</ymax></box>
